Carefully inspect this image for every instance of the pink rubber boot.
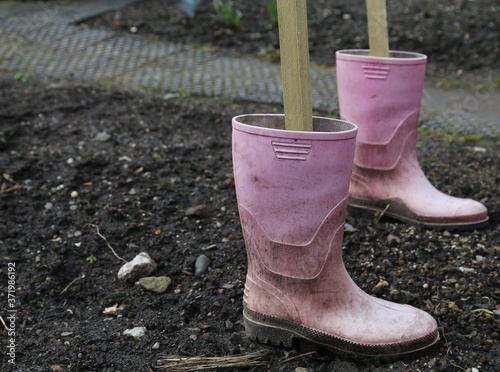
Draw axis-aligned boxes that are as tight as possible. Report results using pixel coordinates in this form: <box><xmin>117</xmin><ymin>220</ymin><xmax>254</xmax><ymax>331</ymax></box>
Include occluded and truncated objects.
<box><xmin>336</xmin><ymin>50</ymin><xmax>488</xmax><ymax>230</ymax></box>
<box><xmin>232</xmin><ymin>114</ymin><xmax>438</xmax><ymax>361</ymax></box>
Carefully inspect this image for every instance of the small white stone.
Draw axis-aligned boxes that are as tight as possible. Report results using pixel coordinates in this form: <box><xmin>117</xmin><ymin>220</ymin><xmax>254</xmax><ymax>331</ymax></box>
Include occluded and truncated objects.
<box><xmin>95</xmin><ymin>132</ymin><xmax>111</xmax><ymax>142</ymax></box>
<box><xmin>152</xmin><ymin>342</ymin><xmax>160</xmax><ymax>350</ymax></box>
<box><xmin>123</xmin><ymin>327</ymin><xmax>146</xmax><ymax>339</ymax></box>
<box><xmin>118</xmin><ymin>252</ymin><xmax>157</xmax><ymax>282</ymax></box>
<box><xmin>71</xmin><ymin>191</ymin><xmax>78</xmax><ymax>198</ymax></box>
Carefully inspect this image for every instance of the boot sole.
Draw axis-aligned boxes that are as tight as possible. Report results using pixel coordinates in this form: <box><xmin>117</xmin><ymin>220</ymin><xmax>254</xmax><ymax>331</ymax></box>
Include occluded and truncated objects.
<box><xmin>243</xmin><ymin>306</ymin><xmax>439</xmax><ymax>362</ymax></box>
<box><xmin>348</xmin><ymin>197</ymin><xmax>489</xmax><ymax>231</ymax></box>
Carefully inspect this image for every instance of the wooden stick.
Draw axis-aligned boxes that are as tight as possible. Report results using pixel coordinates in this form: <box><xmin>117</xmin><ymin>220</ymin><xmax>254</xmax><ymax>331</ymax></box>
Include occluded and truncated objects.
<box><xmin>277</xmin><ymin>0</ymin><xmax>313</xmax><ymax>132</ymax></box>
<box><xmin>366</xmin><ymin>0</ymin><xmax>390</xmax><ymax>57</ymax></box>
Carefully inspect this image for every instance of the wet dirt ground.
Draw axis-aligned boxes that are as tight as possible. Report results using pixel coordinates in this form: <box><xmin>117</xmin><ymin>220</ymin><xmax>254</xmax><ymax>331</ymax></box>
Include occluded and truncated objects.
<box><xmin>1</xmin><ymin>0</ymin><xmax>499</xmax><ymax>371</ymax></box>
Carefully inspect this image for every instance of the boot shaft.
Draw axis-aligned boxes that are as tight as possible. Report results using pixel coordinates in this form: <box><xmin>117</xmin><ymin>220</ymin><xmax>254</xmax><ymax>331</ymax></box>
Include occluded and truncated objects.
<box><xmin>231</xmin><ymin>114</ymin><xmax>440</xmax><ymax>357</ymax></box>
<box><xmin>336</xmin><ymin>50</ymin><xmax>427</xmax><ymax>144</ymax></box>
<box><xmin>232</xmin><ymin>114</ymin><xmax>357</xmax><ymax>247</ymax></box>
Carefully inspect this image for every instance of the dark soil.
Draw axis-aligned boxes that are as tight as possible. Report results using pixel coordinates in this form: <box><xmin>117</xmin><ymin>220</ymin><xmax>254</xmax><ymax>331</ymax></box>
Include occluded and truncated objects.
<box><xmin>1</xmin><ymin>0</ymin><xmax>499</xmax><ymax>371</ymax></box>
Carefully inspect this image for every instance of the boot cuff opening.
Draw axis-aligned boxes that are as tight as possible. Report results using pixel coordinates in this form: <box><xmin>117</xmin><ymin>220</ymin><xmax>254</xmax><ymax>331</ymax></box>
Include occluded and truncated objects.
<box><xmin>232</xmin><ymin>114</ymin><xmax>358</xmax><ymax>140</ymax></box>
<box><xmin>336</xmin><ymin>49</ymin><xmax>427</xmax><ymax>65</ymax></box>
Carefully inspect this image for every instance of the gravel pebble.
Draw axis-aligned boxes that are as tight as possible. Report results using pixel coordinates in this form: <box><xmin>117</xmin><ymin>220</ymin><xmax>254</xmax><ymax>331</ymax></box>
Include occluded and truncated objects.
<box><xmin>194</xmin><ymin>254</ymin><xmax>211</xmax><ymax>277</ymax></box>
<box><xmin>118</xmin><ymin>252</ymin><xmax>157</xmax><ymax>282</ymax></box>
<box><xmin>123</xmin><ymin>327</ymin><xmax>146</xmax><ymax>339</ymax></box>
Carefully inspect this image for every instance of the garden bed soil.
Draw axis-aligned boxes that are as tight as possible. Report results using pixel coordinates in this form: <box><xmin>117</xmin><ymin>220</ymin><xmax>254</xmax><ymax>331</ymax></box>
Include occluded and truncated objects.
<box><xmin>1</xmin><ymin>0</ymin><xmax>499</xmax><ymax>371</ymax></box>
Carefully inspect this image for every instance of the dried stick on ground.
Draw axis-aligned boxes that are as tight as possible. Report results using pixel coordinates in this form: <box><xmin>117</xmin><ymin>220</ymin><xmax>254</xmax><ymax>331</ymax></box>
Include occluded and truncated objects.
<box><xmin>86</xmin><ymin>224</ymin><xmax>127</xmax><ymax>263</ymax></box>
<box><xmin>155</xmin><ymin>350</ymin><xmax>270</xmax><ymax>371</ymax></box>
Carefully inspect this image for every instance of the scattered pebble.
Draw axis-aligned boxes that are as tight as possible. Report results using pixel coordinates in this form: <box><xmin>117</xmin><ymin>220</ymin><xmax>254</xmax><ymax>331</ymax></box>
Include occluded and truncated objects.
<box><xmin>163</xmin><ymin>93</ymin><xmax>180</xmax><ymax>100</ymax></box>
<box><xmin>185</xmin><ymin>204</ymin><xmax>214</xmax><ymax>218</ymax></box>
<box><xmin>118</xmin><ymin>252</ymin><xmax>157</xmax><ymax>283</ymax></box>
<box><xmin>344</xmin><ymin>223</ymin><xmax>358</xmax><ymax>233</ymax></box>
<box><xmin>459</xmin><ymin>266</ymin><xmax>475</xmax><ymax>273</ymax></box>
<box><xmin>95</xmin><ymin>132</ymin><xmax>111</xmax><ymax>142</ymax></box>
<box><xmin>61</xmin><ymin>332</ymin><xmax>73</xmax><ymax>337</ymax></box>
<box><xmin>372</xmin><ymin>279</ymin><xmax>390</xmax><ymax>292</ymax></box>
<box><xmin>70</xmin><ymin>191</ymin><xmax>78</xmax><ymax>198</ymax></box>
<box><xmin>129</xmin><ymin>188</ymin><xmax>137</xmax><ymax>195</ymax></box>
<box><xmin>138</xmin><ymin>276</ymin><xmax>172</xmax><ymax>293</ymax></box>
<box><xmin>194</xmin><ymin>254</ymin><xmax>211</xmax><ymax>277</ymax></box>
<box><xmin>202</xmin><ymin>244</ymin><xmax>217</xmax><ymax>251</ymax></box>
<box><xmin>74</xmin><ymin>231</ymin><xmax>82</xmax><ymax>237</ymax></box>
<box><xmin>152</xmin><ymin>342</ymin><xmax>160</xmax><ymax>350</ymax></box>
<box><xmin>69</xmin><ymin>205</ymin><xmax>78</xmax><ymax>211</ymax></box>
<box><xmin>387</xmin><ymin>234</ymin><xmax>401</xmax><ymax>245</ymax></box>
<box><xmin>427</xmin><ymin>357</ymin><xmax>437</xmax><ymax>368</ymax></box>
<box><xmin>123</xmin><ymin>327</ymin><xmax>146</xmax><ymax>339</ymax></box>
<box><xmin>44</xmin><ymin>202</ymin><xmax>53</xmax><ymax>210</ymax></box>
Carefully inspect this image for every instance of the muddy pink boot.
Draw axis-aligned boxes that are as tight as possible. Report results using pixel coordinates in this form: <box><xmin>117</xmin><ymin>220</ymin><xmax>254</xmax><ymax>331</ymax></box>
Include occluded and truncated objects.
<box><xmin>336</xmin><ymin>50</ymin><xmax>488</xmax><ymax>230</ymax></box>
<box><xmin>232</xmin><ymin>114</ymin><xmax>438</xmax><ymax>361</ymax></box>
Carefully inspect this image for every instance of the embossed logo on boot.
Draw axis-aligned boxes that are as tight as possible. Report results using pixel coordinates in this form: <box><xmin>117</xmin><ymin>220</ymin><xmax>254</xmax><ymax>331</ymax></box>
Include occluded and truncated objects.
<box><xmin>362</xmin><ymin>65</ymin><xmax>391</xmax><ymax>80</ymax></box>
<box><xmin>272</xmin><ymin>141</ymin><xmax>312</xmax><ymax>160</ymax></box>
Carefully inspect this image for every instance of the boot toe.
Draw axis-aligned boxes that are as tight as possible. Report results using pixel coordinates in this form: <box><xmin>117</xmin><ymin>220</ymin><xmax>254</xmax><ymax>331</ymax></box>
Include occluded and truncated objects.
<box><xmin>400</xmin><ymin>308</ymin><xmax>439</xmax><ymax>350</ymax></box>
<box><xmin>454</xmin><ymin>198</ymin><xmax>488</xmax><ymax>220</ymax></box>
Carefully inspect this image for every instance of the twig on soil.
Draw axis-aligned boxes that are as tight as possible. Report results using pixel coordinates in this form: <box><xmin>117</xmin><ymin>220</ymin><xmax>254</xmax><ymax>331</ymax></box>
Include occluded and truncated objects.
<box><xmin>0</xmin><ymin>182</ymin><xmax>23</xmax><ymax>195</ymax></box>
<box><xmin>0</xmin><ymin>315</ymin><xmax>9</xmax><ymax>331</ymax></box>
<box><xmin>282</xmin><ymin>351</ymin><xmax>317</xmax><ymax>363</ymax></box>
<box><xmin>155</xmin><ymin>350</ymin><xmax>270</xmax><ymax>371</ymax></box>
<box><xmin>1</xmin><ymin>173</ymin><xmax>23</xmax><ymax>195</ymax></box>
<box><xmin>375</xmin><ymin>204</ymin><xmax>391</xmax><ymax>223</ymax></box>
<box><xmin>86</xmin><ymin>224</ymin><xmax>127</xmax><ymax>263</ymax></box>
<box><xmin>446</xmin><ymin>358</ymin><xmax>467</xmax><ymax>371</ymax></box>
<box><xmin>60</xmin><ymin>273</ymin><xmax>86</xmax><ymax>295</ymax></box>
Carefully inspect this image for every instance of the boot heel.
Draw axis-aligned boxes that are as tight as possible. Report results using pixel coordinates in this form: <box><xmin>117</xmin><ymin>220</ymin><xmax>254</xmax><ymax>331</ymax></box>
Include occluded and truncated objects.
<box><xmin>243</xmin><ymin>311</ymin><xmax>295</xmax><ymax>348</ymax></box>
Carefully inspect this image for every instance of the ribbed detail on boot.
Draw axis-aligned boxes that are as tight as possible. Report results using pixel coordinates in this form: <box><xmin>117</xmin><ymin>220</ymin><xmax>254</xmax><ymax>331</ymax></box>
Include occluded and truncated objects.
<box><xmin>353</xmin><ymin>111</ymin><xmax>419</xmax><ymax>170</ymax></box>
<box><xmin>362</xmin><ymin>65</ymin><xmax>391</xmax><ymax>80</ymax></box>
<box><xmin>271</xmin><ymin>141</ymin><xmax>312</xmax><ymax>160</ymax></box>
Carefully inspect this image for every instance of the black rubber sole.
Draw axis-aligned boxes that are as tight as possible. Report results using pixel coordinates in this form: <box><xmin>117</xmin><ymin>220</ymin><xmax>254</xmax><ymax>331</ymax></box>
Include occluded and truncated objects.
<box><xmin>243</xmin><ymin>306</ymin><xmax>440</xmax><ymax>363</ymax></box>
<box><xmin>348</xmin><ymin>198</ymin><xmax>489</xmax><ymax>231</ymax></box>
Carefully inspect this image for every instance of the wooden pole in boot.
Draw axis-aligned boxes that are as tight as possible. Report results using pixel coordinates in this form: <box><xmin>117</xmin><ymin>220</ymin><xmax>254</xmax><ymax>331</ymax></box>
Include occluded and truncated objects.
<box><xmin>277</xmin><ymin>0</ymin><xmax>313</xmax><ymax>132</ymax></box>
<box><xmin>366</xmin><ymin>0</ymin><xmax>389</xmax><ymax>57</ymax></box>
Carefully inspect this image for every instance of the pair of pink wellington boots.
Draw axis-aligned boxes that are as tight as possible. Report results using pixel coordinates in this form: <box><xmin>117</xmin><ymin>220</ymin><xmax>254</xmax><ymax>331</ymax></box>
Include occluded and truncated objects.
<box><xmin>232</xmin><ymin>50</ymin><xmax>489</xmax><ymax>361</ymax></box>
